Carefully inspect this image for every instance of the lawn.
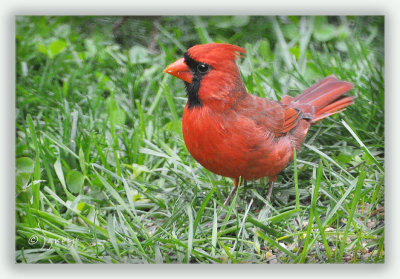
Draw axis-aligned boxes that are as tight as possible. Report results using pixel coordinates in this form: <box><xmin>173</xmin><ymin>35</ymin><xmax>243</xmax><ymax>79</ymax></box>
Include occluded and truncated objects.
<box><xmin>15</xmin><ymin>16</ymin><xmax>384</xmax><ymax>263</ymax></box>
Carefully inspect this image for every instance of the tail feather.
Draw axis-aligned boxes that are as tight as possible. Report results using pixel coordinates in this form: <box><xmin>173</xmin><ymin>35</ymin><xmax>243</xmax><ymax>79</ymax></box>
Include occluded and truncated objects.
<box><xmin>295</xmin><ymin>81</ymin><xmax>353</xmax><ymax>110</ymax></box>
<box><xmin>312</xmin><ymin>96</ymin><xmax>355</xmax><ymax>123</ymax></box>
<box><xmin>288</xmin><ymin>75</ymin><xmax>354</xmax><ymax>123</ymax></box>
<box><xmin>292</xmin><ymin>75</ymin><xmax>338</xmax><ymax>103</ymax></box>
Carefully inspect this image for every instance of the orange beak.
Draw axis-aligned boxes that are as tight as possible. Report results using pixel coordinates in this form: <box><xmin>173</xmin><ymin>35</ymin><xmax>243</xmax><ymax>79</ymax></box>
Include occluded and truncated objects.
<box><xmin>163</xmin><ymin>57</ymin><xmax>193</xmax><ymax>83</ymax></box>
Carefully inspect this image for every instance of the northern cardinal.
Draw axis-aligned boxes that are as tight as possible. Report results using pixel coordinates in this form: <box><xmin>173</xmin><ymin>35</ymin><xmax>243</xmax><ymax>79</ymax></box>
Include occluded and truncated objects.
<box><xmin>164</xmin><ymin>43</ymin><xmax>354</xmax><ymax>205</ymax></box>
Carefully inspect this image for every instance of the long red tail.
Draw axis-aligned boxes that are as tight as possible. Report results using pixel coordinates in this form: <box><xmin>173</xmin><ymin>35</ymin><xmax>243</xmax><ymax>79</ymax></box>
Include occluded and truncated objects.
<box><xmin>281</xmin><ymin>75</ymin><xmax>354</xmax><ymax>123</ymax></box>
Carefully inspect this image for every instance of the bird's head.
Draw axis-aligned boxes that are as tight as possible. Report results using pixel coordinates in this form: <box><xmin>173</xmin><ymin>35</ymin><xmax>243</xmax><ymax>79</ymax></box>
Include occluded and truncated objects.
<box><xmin>164</xmin><ymin>43</ymin><xmax>246</xmax><ymax>109</ymax></box>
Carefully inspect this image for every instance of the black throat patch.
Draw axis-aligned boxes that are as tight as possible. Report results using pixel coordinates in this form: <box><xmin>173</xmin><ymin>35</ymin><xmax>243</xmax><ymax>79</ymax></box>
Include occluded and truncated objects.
<box><xmin>183</xmin><ymin>52</ymin><xmax>211</xmax><ymax>109</ymax></box>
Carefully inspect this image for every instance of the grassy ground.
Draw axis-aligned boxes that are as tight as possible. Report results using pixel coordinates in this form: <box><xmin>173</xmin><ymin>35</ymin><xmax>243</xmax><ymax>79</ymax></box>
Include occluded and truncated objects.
<box><xmin>15</xmin><ymin>16</ymin><xmax>384</xmax><ymax>263</ymax></box>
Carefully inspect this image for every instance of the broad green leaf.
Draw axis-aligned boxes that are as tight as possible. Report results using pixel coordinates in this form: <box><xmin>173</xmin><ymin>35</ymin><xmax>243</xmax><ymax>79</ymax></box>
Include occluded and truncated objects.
<box><xmin>36</xmin><ymin>43</ymin><xmax>47</xmax><ymax>55</ymax></box>
<box><xmin>48</xmin><ymin>39</ymin><xmax>67</xmax><ymax>58</ymax></box>
<box><xmin>66</xmin><ymin>170</ymin><xmax>84</xmax><ymax>194</ymax></box>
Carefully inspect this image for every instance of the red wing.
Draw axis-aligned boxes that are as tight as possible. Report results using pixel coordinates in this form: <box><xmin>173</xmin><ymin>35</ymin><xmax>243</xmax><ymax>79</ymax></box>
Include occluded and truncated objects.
<box><xmin>236</xmin><ymin>95</ymin><xmax>300</xmax><ymax>137</ymax></box>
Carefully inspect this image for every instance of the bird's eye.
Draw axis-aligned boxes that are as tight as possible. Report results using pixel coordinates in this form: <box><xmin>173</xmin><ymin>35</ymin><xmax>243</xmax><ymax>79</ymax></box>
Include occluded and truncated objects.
<box><xmin>197</xmin><ymin>63</ymin><xmax>209</xmax><ymax>74</ymax></box>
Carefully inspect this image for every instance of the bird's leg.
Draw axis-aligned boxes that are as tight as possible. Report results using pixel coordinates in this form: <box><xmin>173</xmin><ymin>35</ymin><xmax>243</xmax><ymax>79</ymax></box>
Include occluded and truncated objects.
<box><xmin>224</xmin><ymin>178</ymin><xmax>241</xmax><ymax>206</ymax></box>
<box><xmin>266</xmin><ymin>181</ymin><xmax>274</xmax><ymax>201</ymax></box>
<box><xmin>266</xmin><ymin>176</ymin><xmax>277</xmax><ymax>202</ymax></box>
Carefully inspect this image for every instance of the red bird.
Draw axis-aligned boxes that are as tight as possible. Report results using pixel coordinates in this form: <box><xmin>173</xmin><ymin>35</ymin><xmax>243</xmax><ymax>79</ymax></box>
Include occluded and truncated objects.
<box><xmin>164</xmin><ymin>43</ymin><xmax>354</xmax><ymax>205</ymax></box>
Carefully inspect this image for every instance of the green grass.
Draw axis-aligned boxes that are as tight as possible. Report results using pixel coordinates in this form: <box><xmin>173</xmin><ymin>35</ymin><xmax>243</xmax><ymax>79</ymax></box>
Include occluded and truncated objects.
<box><xmin>15</xmin><ymin>16</ymin><xmax>384</xmax><ymax>263</ymax></box>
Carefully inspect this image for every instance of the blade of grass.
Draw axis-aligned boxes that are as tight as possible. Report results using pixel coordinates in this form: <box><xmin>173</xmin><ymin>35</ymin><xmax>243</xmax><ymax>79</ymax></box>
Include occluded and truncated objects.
<box><xmin>219</xmin><ymin>178</ymin><xmax>240</xmax><ymax>232</ymax></box>
<box><xmin>321</xmin><ymin>178</ymin><xmax>357</xmax><ymax>227</ymax></box>
<box><xmin>232</xmin><ymin>199</ymin><xmax>253</xmax><ymax>252</ymax></box>
<box><xmin>342</xmin><ymin>120</ymin><xmax>384</xmax><ymax>172</ymax></box>
<box><xmin>26</xmin><ymin>114</ymin><xmax>41</xmax><ymax>210</ymax></box>
<box><xmin>298</xmin><ymin>162</ymin><xmax>322</xmax><ymax>263</ymax></box>
<box><xmin>42</xmin><ymin>132</ymin><xmax>79</xmax><ymax>159</ymax></box>
<box><xmin>374</xmin><ymin>231</ymin><xmax>385</xmax><ymax>263</ymax></box>
<box><xmin>293</xmin><ymin>147</ymin><xmax>300</xmax><ymax>210</ymax></box>
<box><xmin>107</xmin><ymin>214</ymin><xmax>120</xmax><ymax>258</ymax></box>
<box><xmin>193</xmin><ymin>16</ymin><xmax>212</xmax><ymax>44</ymax></box>
<box><xmin>247</xmin><ymin>216</ymin><xmax>282</xmax><ymax>238</ymax></box>
<box><xmin>94</xmin><ymin>169</ymin><xmax>150</xmax><ymax>239</ymax></box>
<box><xmin>43</xmin><ymin>186</ymin><xmax>109</xmax><ymax>237</ymax></box>
<box><xmin>161</xmin><ymin>83</ymin><xmax>179</xmax><ymax>123</ymax></box>
<box><xmin>312</xmin><ymin>208</ymin><xmax>332</xmax><ymax>262</ymax></box>
<box><xmin>337</xmin><ymin>169</ymin><xmax>366</xmax><ymax>261</ymax></box>
<box><xmin>211</xmin><ymin>200</ymin><xmax>218</xmax><ymax>257</ymax></box>
<box><xmin>69</xmin><ymin>240</ymin><xmax>83</xmax><ymax>263</ymax></box>
<box><xmin>154</xmin><ymin>22</ymin><xmax>186</xmax><ymax>52</ymax></box>
<box><xmin>53</xmin><ymin>156</ymin><xmax>74</xmax><ymax>201</ymax></box>
<box><xmin>256</xmin><ymin>229</ymin><xmax>296</xmax><ymax>260</ymax></box>
<box><xmin>186</xmin><ymin>204</ymin><xmax>194</xmax><ymax>263</ymax></box>
<box><xmin>271</xmin><ymin>17</ymin><xmax>293</xmax><ymax>71</ymax></box>
<box><xmin>304</xmin><ymin>143</ymin><xmax>352</xmax><ymax>177</ymax></box>
<box><xmin>219</xmin><ymin>241</ymin><xmax>237</xmax><ymax>263</ymax></box>
<box><xmin>193</xmin><ymin>187</ymin><xmax>215</xmax><ymax>235</ymax></box>
<box><xmin>148</xmin><ymin>72</ymin><xmax>169</xmax><ymax>115</ymax></box>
